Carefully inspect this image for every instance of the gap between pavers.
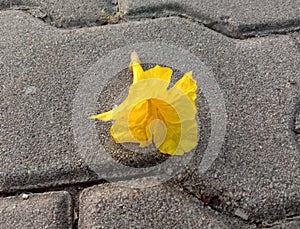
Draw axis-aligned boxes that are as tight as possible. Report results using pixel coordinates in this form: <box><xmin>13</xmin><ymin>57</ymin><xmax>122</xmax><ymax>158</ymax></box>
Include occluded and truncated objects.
<box><xmin>2</xmin><ymin>0</ymin><xmax>300</xmax><ymax>38</ymax></box>
<box><xmin>119</xmin><ymin>0</ymin><xmax>300</xmax><ymax>38</ymax></box>
<box><xmin>0</xmin><ymin>191</ymin><xmax>73</xmax><ymax>228</ymax></box>
<box><xmin>0</xmin><ymin>10</ymin><xmax>299</xmax><ymax>224</ymax></box>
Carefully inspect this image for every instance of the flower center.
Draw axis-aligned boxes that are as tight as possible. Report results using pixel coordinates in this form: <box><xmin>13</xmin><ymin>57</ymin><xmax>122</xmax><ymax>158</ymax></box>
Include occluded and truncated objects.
<box><xmin>128</xmin><ymin>98</ymin><xmax>181</xmax><ymax>148</ymax></box>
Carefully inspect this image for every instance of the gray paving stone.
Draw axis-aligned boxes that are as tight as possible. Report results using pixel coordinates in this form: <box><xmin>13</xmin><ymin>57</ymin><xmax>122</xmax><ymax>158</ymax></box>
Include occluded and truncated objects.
<box><xmin>271</xmin><ymin>219</ymin><xmax>300</xmax><ymax>229</ymax></box>
<box><xmin>0</xmin><ymin>0</ymin><xmax>117</xmax><ymax>28</ymax></box>
<box><xmin>0</xmin><ymin>191</ymin><xmax>72</xmax><ymax>228</ymax></box>
<box><xmin>79</xmin><ymin>183</ymin><xmax>254</xmax><ymax>228</ymax></box>
<box><xmin>0</xmin><ymin>10</ymin><xmax>101</xmax><ymax>192</ymax></box>
<box><xmin>0</xmin><ymin>10</ymin><xmax>299</xmax><ymax>223</ymax></box>
<box><xmin>0</xmin><ymin>0</ymin><xmax>38</xmax><ymax>9</ymax></box>
<box><xmin>119</xmin><ymin>0</ymin><xmax>300</xmax><ymax>38</ymax></box>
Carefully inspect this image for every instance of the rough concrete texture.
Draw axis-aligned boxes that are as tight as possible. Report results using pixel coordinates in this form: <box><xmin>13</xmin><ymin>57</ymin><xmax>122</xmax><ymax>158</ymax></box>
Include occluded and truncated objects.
<box><xmin>0</xmin><ymin>10</ymin><xmax>101</xmax><ymax>192</ymax></box>
<box><xmin>0</xmin><ymin>0</ymin><xmax>118</xmax><ymax>28</ymax></box>
<box><xmin>171</xmin><ymin>29</ymin><xmax>300</xmax><ymax>222</ymax></box>
<box><xmin>272</xmin><ymin>218</ymin><xmax>300</xmax><ymax>229</ymax></box>
<box><xmin>119</xmin><ymin>0</ymin><xmax>300</xmax><ymax>38</ymax></box>
<box><xmin>74</xmin><ymin>16</ymin><xmax>300</xmax><ymax>223</ymax></box>
<box><xmin>79</xmin><ymin>183</ymin><xmax>254</xmax><ymax>228</ymax></box>
<box><xmin>295</xmin><ymin>32</ymin><xmax>300</xmax><ymax>44</ymax></box>
<box><xmin>0</xmin><ymin>8</ymin><xmax>299</xmax><ymax>228</ymax></box>
<box><xmin>0</xmin><ymin>0</ymin><xmax>39</xmax><ymax>8</ymax></box>
<box><xmin>271</xmin><ymin>220</ymin><xmax>300</xmax><ymax>229</ymax></box>
<box><xmin>0</xmin><ymin>191</ymin><xmax>72</xmax><ymax>228</ymax></box>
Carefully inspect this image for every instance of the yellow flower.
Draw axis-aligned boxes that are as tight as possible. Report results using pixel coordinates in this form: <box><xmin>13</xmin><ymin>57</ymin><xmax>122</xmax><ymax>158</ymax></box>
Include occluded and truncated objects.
<box><xmin>90</xmin><ymin>52</ymin><xmax>198</xmax><ymax>155</ymax></box>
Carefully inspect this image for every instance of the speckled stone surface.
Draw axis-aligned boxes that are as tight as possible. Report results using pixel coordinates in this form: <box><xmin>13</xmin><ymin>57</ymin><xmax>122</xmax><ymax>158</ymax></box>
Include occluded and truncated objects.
<box><xmin>271</xmin><ymin>220</ymin><xmax>300</xmax><ymax>229</ymax></box>
<box><xmin>119</xmin><ymin>0</ymin><xmax>300</xmax><ymax>37</ymax></box>
<box><xmin>0</xmin><ymin>9</ymin><xmax>299</xmax><ymax>224</ymax></box>
<box><xmin>79</xmin><ymin>183</ymin><xmax>254</xmax><ymax>228</ymax></box>
<box><xmin>0</xmin><ymin>0</ymin><xmax>117</xmax><ymax>28</ymax></box>
<box><xmin>295</xmin><ymin>32</ymin><xmax>300</xmax><ymax>45</ymax></box>
<box><xmin>0</xmin><ymin>191</ymin><xmax>72</xmax><ymax>228</ymax></box>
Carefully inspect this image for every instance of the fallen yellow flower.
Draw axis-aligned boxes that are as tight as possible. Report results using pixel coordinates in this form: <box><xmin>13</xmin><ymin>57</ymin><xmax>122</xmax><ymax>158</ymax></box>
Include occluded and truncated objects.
<box><xmin>90</xmin><ymin>52</ymin><xmax>198</xmax><ymax>155</ymax></box>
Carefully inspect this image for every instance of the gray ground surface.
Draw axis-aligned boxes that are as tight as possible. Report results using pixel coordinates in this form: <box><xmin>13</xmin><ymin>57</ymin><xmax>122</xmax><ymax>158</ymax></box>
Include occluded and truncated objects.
<box><xmin>0</xmin><ymin>1</ymin><xmax>300</xmax><ymax>228</ymax></box>
<box><xmin>79</xmin><ymin>183</ymin><xmax>255</xmax><ymax>228</ymax></box>
<box><xmin>271</xmin><ymin>220</ymin><xmax>300</xmax><ymax>229</ymax></box>
<box><xmin>0</xmin><ymin>0</ymin><xmax>118</xmax><ymax>28</ymax></box>
<box><xmin>0</xmin><ymin>191</ymin><xmax>72</xmax><ymax>228</ymax></box>
<box><xmin>0</xmin><ymin>10</ymin><xmax>101</xmax><ymax>192</ymax></box>
<box><xmin>119</xmin><ymin>0</ymin><xmax>300</xmax><ymax>38</ymax></box>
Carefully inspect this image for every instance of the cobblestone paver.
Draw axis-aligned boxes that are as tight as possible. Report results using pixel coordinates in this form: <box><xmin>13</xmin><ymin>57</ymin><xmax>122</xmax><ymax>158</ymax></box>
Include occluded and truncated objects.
<box><xmin>79</xmin><ymin>183</ymin><xmax>254</xmax><ymax>228</ymax></box>
<box><xmin>0</xmin><ymin>191</ymin><xmax>72</xmax><ymax>228</ymax></box>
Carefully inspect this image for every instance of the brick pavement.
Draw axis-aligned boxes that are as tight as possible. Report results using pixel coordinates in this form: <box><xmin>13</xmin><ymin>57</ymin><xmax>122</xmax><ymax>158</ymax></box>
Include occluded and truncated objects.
<box><xmin>0</xmin><ymin>0</ymin><xmax>299</xmax><ymax>228</ymax></box>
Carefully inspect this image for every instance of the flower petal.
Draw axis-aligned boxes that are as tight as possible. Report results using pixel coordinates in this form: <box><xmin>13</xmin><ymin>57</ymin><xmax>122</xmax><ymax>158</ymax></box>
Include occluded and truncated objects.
<box><xmin>141</xmin><ymin>65</ymin><xmax>172</xmax><ymax>83</ymax></box>
<box><xmin>110</xmin><ymin>120</ymin><xmax>140</xmax><ymax>143</ymax></box>
<box><xmin>129</xmin><ymin>52</ymin><xmax>172</xmax><ymax>84</ymax></box>
<box><xmin>89</xmin><ymin>110</ymin><xmax>113</xmax><ymax>121</ymax></box>
<box><xmin>158</xmin><ymin>118</ymin><xmax>198</xmax><ymax>156</ymax></box>
<box><xmin>112</xmin><ymin>79</ymin><xmax>170</xmax><ymax>120</ymax></box>
<box><xmin>128</xmin><ymin>100</ymin><xmax>151</xmax><ymax>142</ymax></box>
<box><xmin>173</xmin><ymin>71</ymin><xmax>197</xmax><ymax>104</ymax></box>
<box><xmin>149</xmin><ymin>119</ymin><xmax>167</xmax><ymax>148</ymax></box>
<box><xmin>157</xmin><ymin>122</ymin><xmax>181</xmax><ymax>155</ymax></box>
<box><xmin>90</xmin><ymin>52</ymin><xmax>199</xmax><ymax>156</ymax></box>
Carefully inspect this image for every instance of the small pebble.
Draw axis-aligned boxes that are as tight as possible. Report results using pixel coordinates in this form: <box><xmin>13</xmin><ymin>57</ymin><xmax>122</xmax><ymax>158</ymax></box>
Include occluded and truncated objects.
<box><xmin>234</xmin><ymin>208</ymin><xmax>249</xmax><ymax>220</ymax></box>
<box><xmin>29</xmin><ymin>8</ymin><xmax>47</xmax><ymax>19</ymax></box>
<box><xmin>288</xmin><ymin>79</ymin><xmax>297</xmax><ymax>85</ymax></box>
<box><xmin>25</xmin><ymin>86</ymin><xmax>37</xmax><ymax>95</ymax></box>
<box><xmin>22</xmin><ymin>193</ymin><xmax>29</xmax><ymax>200</ymax></box>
